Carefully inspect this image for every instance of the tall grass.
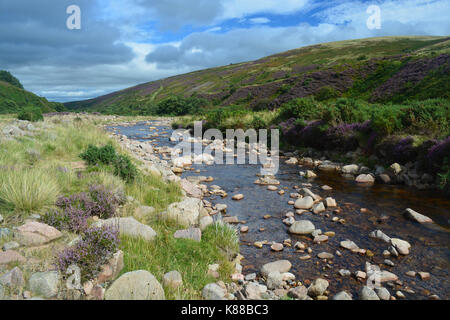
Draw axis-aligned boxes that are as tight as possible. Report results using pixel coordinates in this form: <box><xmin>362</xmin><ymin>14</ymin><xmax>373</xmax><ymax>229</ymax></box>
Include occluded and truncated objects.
<box><xmin>0</xmin><ymin>168</ymin><xmax>60</xmax><ymax>213</ymax></box>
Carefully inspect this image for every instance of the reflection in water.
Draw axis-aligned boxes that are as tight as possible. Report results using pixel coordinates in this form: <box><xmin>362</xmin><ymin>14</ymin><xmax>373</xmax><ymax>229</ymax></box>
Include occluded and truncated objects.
<box><xmin>109</xmin><ymin>121</ymin><xmax>450</xmax><ymax>300</ymax></box>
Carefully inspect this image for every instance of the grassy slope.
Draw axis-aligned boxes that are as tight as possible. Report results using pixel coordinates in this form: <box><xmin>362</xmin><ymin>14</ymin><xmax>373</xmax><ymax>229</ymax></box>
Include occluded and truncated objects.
<box><xmin>65</xmin><ymin>36</ymin><xmax>450</xmax><ymax>114</ymax></box>
<box><xmin>0</xmin><ymin>80</ymin><xmax>61</xmax><ymax>114</ymax></box>
<box><xmin>0</xmin><ymin>115</ymin><xmax>238</xmax><ymax>299</ymax></box>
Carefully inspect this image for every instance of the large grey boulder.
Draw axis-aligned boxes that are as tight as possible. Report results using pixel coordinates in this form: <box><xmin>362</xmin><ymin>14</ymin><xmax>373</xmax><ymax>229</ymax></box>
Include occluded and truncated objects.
<box><xmin>202</xmin><ymin>283</ymin><xmax>225</xmax><ymax>300</ymax></box>
<box><xmin>261</xmin><ymin>260</ymin><xmax>292</xmax><ymax>277</ymax></box>
<box><xmin>29</xmin><ymin>271</ymin><xmax>59</xmax><ymax>298</ymax></box>
<box><xmin>359</xmin><ymin>286</ymin><xmax>380</xmax><ymax>300</ymax></box>
<box><xmin>105</xmin><ymin>270</ymin><xmax>165</xmax><ymax>300</ymax></box>
<box><xmin>0</xmin><ymin>267</ymin><xmax>25</xmax><ymax>288</ymax></box>
<box><xmin>96</xmin><ymin>217</ymin><xmax>156</xmax><ymax>241</ymax></box>
<box><xmin>333</xmin><ymin>291</ymin><xmax>352</xmax><ymax>300</ymax></box>
<box><xmin>289</xmin><ymin>220</ymin><xmax>315</xmax><ymax>235</ymax></box>
<box><xmin>307</xmin><ymin>278</ymin><xmax>329</xmax><ymax>297</ymax></box>
<box><xmin>165</xmin><ymin>197</ymin><xmax>207</xmax><ymax>227</ymax></box>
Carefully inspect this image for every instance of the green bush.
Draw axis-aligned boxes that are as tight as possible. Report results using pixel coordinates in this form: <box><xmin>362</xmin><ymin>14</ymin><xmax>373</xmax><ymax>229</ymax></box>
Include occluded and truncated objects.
<box><xmin>155</xmin><ymin>95</ymin><xmax>209</xmax><ymax>116</ymax></box>
<box><xmin>80</xmin><ymin>144</ymin><xmax>138</xmax><ymax>182</ymax></box>
<box><xmin>315</xmin><ymin>86</ymin><xmax>341</xmax><ymax>101</ymax></box>
<box><xmin>17</xmin><ymin>106</ymin><xmax>44</xmax><ymax>122</ymax></box>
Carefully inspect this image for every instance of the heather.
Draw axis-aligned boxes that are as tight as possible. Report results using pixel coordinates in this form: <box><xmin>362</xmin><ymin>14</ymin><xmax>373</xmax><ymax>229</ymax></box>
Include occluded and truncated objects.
<box><xmin>56</xmin><ymin>225</ymin><xmax>120</xmax><ymax>282</ymax></box>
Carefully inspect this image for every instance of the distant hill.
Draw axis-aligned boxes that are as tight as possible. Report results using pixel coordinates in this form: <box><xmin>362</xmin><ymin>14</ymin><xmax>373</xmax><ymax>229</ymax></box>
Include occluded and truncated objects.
<box><xmin>0</xmin><ymin>71</ymin><xmax>64</xmax><ymax>114</ymax></box>
<box><xmin>65</xmin><ymin>36</ymin><xmax>450</xmax><ymax>115</ymax></box>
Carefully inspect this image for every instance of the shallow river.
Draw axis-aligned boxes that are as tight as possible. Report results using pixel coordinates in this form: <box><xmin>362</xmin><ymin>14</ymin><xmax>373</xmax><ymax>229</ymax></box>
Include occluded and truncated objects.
<box><xmin>109</xmin><ymin>121</ymin><xmax>450</xmax><ymax>300</ymax></box>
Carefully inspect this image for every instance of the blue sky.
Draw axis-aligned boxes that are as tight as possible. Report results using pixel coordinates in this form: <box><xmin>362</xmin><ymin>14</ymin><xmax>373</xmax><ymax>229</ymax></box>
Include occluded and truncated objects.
<box><xmin>0</xmin><ymin>0</ymin><xmax>449</xmax><ymax>102</ymax></box>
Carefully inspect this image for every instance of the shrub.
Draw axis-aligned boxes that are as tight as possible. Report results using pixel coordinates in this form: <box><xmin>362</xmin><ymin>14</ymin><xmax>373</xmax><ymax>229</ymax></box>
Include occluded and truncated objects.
<box><xmin>113</xmin><ymin>154</ymin><xmax>138</xmax><ymax>183</ymax></box>
<box><xmin>80</xmin><ymin>144</ymin><xmax>116</xmax><ymax>166</ymax></box>
<box><xmin>88</xmin><ymin>184</ymin><xmax>125</xmax><ymax>219</ymax></box>
<box><xmin>315</xmin><ymin>86</ymin><xmax>340</xmax><ymax>101</ymax></box>
<box><xmin>42</xmin><ymin>207</ymin><xmax>89</xmax><ymax>234</ymax></box>
<box><xmin>56</xmin><ymin>226</ymin><xmax>119</xmax><ymax>282</ymax></box>
<box><xmin>17</xmin><ymin>106</ymin><xmax>44</xmax><ymax>122</ymax></box>
<box><xmin>0</xmin><ymin>168</ymin><xmax>60</xmax><ymax>213</ymax></box>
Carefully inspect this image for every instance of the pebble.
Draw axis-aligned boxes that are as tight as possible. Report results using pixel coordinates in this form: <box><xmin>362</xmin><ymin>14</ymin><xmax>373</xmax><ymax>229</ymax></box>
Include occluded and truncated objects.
<box><xmin>338</xmin><ymin>269</ymin><xmax>351</xmax><ymax>277</ymax></box>
<box><xmin>406</xmin><ymin>271</ymin><xmax>416</xmax><ymax>277</ymax></box>
<box><xmin>271</xmin><ymin>243</ymin><xmax>283</xmax><ymax>252</ymax></box>
<box><xmin>396</xmin><ymin>291</ymin><xmax>405</xmax><ymax>299</ymax></box>
<box><xmin>232</xmin><ymin>194</ymin><xmax>244</xmax><ymax>201</ymax></box>
<box><xmin>244</xmin><ymin>273</ymin><xmax>256</xmax><ymax>281</ymax></box>
<box><xmin>317</xmin><ymin>252</ymin><xmax>334</xmax><ymax>260</ymax></box>
<box><xmin>240</xmin><ymin>226</ymin><xmax>249</xmax><ymax>233</ymax></box>
<box><xmin>384</xmin><ymin>259</ymin><xmax>395</xmax><ymax>267</ymax></box>
<box><xmin>418</xmin><ymin>272</ymin><xmax>430</xmax><ymax>280</ymax></box>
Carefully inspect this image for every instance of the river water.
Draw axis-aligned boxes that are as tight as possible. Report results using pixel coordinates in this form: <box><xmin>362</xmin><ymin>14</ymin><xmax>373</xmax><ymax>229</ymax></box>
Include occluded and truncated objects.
<box><xmin>109</xmin><ymin>120</ymin><xmax>450</xmax><ymax>300</ymax></box>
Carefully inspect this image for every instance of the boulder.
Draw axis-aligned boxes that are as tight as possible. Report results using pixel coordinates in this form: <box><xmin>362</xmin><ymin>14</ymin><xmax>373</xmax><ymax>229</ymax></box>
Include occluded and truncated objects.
<box><xmin>202</xmin><ymin>283</ymin><xmax>225</xmax><ymax>300</ymax></box>
<box><xmin>287</xmin><ymin>285</ymin><xmax>308</xmax><ymax>300</ymax></box>
<box><xmin>162</xmin><ymin>271</ymin><xmax>183</xmax><ymax>289</ymax></box>
<box><xmin>29</xmin><ymin>271</ymin><xmax>59</xmax><ymax>298</ymax></box>
<box><xmin>325</xmin><ymin>197</ymin><xmax>337</xmax><ymax>208</ymax></box>
<box><xmin>312</xmin><ymin>202</ymin><xmax>326</xmax><ymax>214</ymax></box>
<box><xmin>105</xmin><ymin>270</ymin><xmax>165</xmax><ymax>300</ymax></box>
<box><xmin>180</xmin><ymin>179</ymin><xmax>203</xmax><ymax>198</ymax></box>
<box><xmin>15</xmin><ymin>222</ymin><xmax>62</xmax><ymax>246</ymax></box>
<box><xmin>307</xmin><ymin>278</ymin><xmax>329</xmax><ymax>297</ymax></box>
<box><xmin>333</xmin><ymin>291</ymin><xmax>352</xmax><ymax>300</ymax></box>
<box><xmin>390</xmin><ymin>238</ymin><xmax>411</xmax><ymax>255</ymax></box>
<box><xmin>404</xmin><ymin>208</ymin><xmax>433</xmax><ymax>224</ymax></box>
<box><xmin>0</xmin><ymin>250</ymin><xmax>25</xmax><ymax>265</ymax></box>
<box><xmin>305</xmin><ymin>170</ymin><xmax>317</xmax><ymax>179</ymax></box>
<box><xmin>0</xmin><ymin>267</ymin><xmax>25</xmax><ymax>288</ymax></box>
<box><xmin>289</xmin><ymin>220</ymin><xmax>315</xmax><ymax>235</ymax></box>
<box><xmin>199</xmin><ymin>216</ymin><xmax>214</xmax><ymax>231</ymax></box>
<box><xmin>341</xmin><ymin>164</ymin><xmax>359</xmax><ymax>175</ymax></box>
<box><xmin>355</xmin><ymin>174</ymin><xmax>375</xmax><ymax>184</ymax></box>
<box><xmin>261</xmin><ymin>260</ymin><xmax>292</xmax><ymax>277</ymax></box>
<box><xmin>174</xmin><ymin>227</ymin><xmax>202</xmax><ymax>242</ymax></box>
<box><xmin>97</xmin><ymin>217</ymin><xmax>156</xmax><ymax>241</ymax></box>
<box><xmin>266</xmin><ymin>272</ymin><xmax>283</xmax><ymax>290</ymax></box>
<box><xmin>359</xmin><ymin>286</ymin><xmax>379</xmax><ymax>300</ymax></box>
<box><xmin>376</xmin><ymin>287</ymin><xmax>391</xmax><ymax>300</ymax></box>
<box><xmin>294</xmin><ymin>196</ymin><xmax>314</xmax><ymax>209</ymax></box>
<box><xmin>245</xmin><ymin>282</ymin><xmax>267</xmax><ymax>300</ymax></box>
<box><xmin>165</xmin><ymin>197</ymin><xmax>206</xmax><ymax>227</ymax></box>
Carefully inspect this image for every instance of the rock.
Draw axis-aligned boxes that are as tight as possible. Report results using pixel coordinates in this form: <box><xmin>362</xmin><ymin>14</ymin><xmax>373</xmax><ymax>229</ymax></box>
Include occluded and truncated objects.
<box><xmin>288</xmin><ymin>286</ymin><xmax>308</xmax><ymax>300</ymax></box>
<box><xmin>338</xmin><ymin>269</ymin><xmax>351</xmax><ymax>277</ymax></box>
<box><xmin>369</xmin><ymin>230</ymin><xmax>391</xmax><ymax>243</ymax></box>
<box><xmin>244</xmin><ymin>273</ymin><xmax>256</xmax><ymax>281</ymax></box>
<box><xmin>333</xmin><ymin>291</ymin><xmax>352</xmax><ymax>300</ymax></box>
<box><xmin>0</xmin><ymin>283</ymin><xmax>4</xmax><ymax>300</ymax></box>
<box><xmin>312</xmin><ymin>202</ymin><xmax>326</xmax><ymax>214</ymax></box>
<box><xmin>245</xmin><ymin>282</ymin><xmax>267</xmax><ymax>300</ymax></box>
<box><xmin>312</xmin><ymin>229</ymin><xmax>322</xmax><ymax>237</ymax></box>
<box><xmin>325</xmin><ymin>197</ymin><xmax>337</xmax><ymax>208</ymax></box>
<box><xmin>105</xmin><ymin>270</ymin><xmax>165</xmax><ymax>300</ymax></box>
<box><xmin>223</xmin><ymin>216</ymin><xmax>239</xmax><ymax>224</ymax></box>
<box><xmin>289</xmin><ymin>220</ymin><xmax>315</xmax><ymax>235</ymax></box>
<box><xmin>2</xmin><ymin>241</ymin><xmax>20</xmax><ymax>251</ymax></box>
<box><xmin>240</xmin><ymin>226</ymin><xmax>249</xmax><ymax>233</ymax></box>
<box><xmin>321</xmin><ymin>185</ymin><xmax>333</xmax><ymax>191</ymax></box>
<box><xmin>294</xmin><ymin>196</ymin><xmax>314</xmax><ymax>209</ymax></box>
<box><xmin>174</xmin><ymin>227</ymin><xmax>202</xmax><ymax>242</ymax></box>
<box><xmin>261</xmin><ymin>260</ymin><xmax>292</xmax><ymax>277</ymax></box>
<box><xmin>340</xmin><ymin>240</ymin><xmax>359</xmax><ymax>251</ymax></box>
<box><xmin>384</xmin><ymin>259</ymin><xmax>395</xmax><ymax>267</ymax></box>
<box><xmin>342</xmin><ymin>164</ymin><xmax>359</xmax><ymax>174</ymax></box>
<box><xmin>282</xmin><ymin>217</ymin><xmax>295</xmax><ymax>226</ymax></box>
<box><xmin>97</xmin><ymin>217</ymin><xmax>156</xmax><ymax>241</ymax></box>
<box><xmin>0</xmin><ymin>250</ymin><xmax>25</xmax><ymax>265</ymax></box>
<box><xmin>267</xmin><ymin>185</ymin><xmax>278</xmax><ymax>191</ymax></box>
<box><xmin>389</xmin><ymin>163</ymin><xmax>402</xmax><ymax>175</ymax></box>
<box><xmin>15</xmin><ymin>221</ymin><xmax>62</xmax><ymax>246</ymax></box>
<box><xmin>376</xmin><ymin>287</ymin><xmax>391</xmax><ymax>300</ymax></box>
<box><xmin>180</xmin><ymin>179</ymin><xmax>203</xmax><ymax>198</ymax></box>
<box><xmin>285</xmin><ymin>157</ymin><xmax>298</xmax><ymax>165</ymax></box>
<box><xmin>396</xmin><ymin>291</ymin><xmax>405</xmax><ymax>299</ymax></box>
<box><xmin>378</xmin><ymin>271</ymin><xmax>398</xmax><ymax>282</ymax></box>
<box><xmin>134</xmin><ymin>205</ymin><xmax>155</xmax><ymax>220</ymax></box>
<box><xmin>355</xmin><ymin>271</ymin><xmax>366</xmax><ymax>279</ymax></box>
<box><xmin>359</xmin><ymin>286</ymin><xmax>379</xmax><ymax>300</ymax></box>
<box><xmin>307</xmin><ymin>278</ymin><xmax>329</xmax><ymax>297</ymax></box>
<box><xmin>165</xmin><ymin>197</ymin><xmax>206</xmax><ymax>227</ymax></box>
<box><xmin>390</xmin><ymin>238</ymin><xmax>411</xmax><ymax>255</ymax></box>
<box><xmin>0</xmin><ymin>267</ymin><xmax>25</xmax><ymax>288</ymax></box>
<box><xmin>232</xmin><ymin>194</ymin><xmax>244</xmax><ymax>201</ymax></box>
<box><xmin>3</xmin><ymin>125</ymin><xmax>24</xmax><ymax>137</ymax></box>
<box><xmin>355</xmin><ymin>174</ymin><xmax>375</xmax><ymax>184</ymax></box>
<box><xmin>266</xmin><ymin>272</ymin><xmax>283</xmax><ymax>290</ymax></box>
<box><xmin>0</xmin><ymin>228</ymin><xmax>13</xmax><ymax>239</ymax></box>
<box><xmin>215</xmin><ymin>204</ymin><xmax>227</xmax><ymax>213</ymax></box>
<box><xmin>202</xmin><ymin>283</ymin><xmax>226</xmax><ymax>300</ymax></box>
<box><xmin>317</xmin><ymin>252</ymin><xmax>334</xmax><ymax>260</ymax></box>
<box><xmin>29</xmin><ymin>271</ymin><xmax>59</xmax><ymax>298</ymax></box>
<box><xmin>404</xmin><ymin>208</ymin><xmax>433</xmax><ymax>224</ymax></box>
<box><xmin>163</xmin><ymin>271</ymin><xmax>183</xmax><ymax>289</ymax></box>
<box><xmin>305</xmin><ymin>170</ymin><xmax>317</xmax><ymax>179</ymax></box>
<box><xmin>418</xmin><ymin>272</ymin><xmax>430</xmax><ymax>280</ymax></box>
<box><xmin>406</xmin><ymin>271</ymin><xmax>416</xmax><ymax>277</ymax></box>
<box><xmin>199</xmin><ymin>216</ymin><xmax>214</xmax><ymax>231</ymax></box>
<box><xmin>97</xmin><ymin>250</ymin><xmax>124</xmax><ymax>284</ymax></box>
<box><xmin>271</xmin><ymin>243</ymin><xmax>283</xmax><ymax>252</ymax></box>
<box><xmin>318</xmin><ymin>164</ymin><xmax>337</xmax><ymax>172</ymax></box>
<box><xmin>313</xmin><ymin>235</ymin><xmax>328</xmax><ymax>243</ymax></box>
<box><xmin>378</xmin><ymin>174</ymin><xmax>391</xmax><ymax>184</ymax></box>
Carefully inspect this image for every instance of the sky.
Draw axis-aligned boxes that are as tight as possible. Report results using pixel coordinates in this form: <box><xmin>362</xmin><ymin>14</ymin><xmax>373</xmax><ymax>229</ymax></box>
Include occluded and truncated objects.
<box><xmin>0</xmin><ymin>0</ymin><xmax>449</xmax><ymax>102</ymax></box>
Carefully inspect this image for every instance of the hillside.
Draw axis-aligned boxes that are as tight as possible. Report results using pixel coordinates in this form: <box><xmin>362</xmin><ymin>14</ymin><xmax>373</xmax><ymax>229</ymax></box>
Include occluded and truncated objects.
<box><xmin>65</xmin><ymin>36</ymin><xmax>450</xmax><ymax>115</ymax></box>
<box><xmin>0</xmin><ymin>73</ymin><xmax>64</xmax><ymax>114</ymax></box>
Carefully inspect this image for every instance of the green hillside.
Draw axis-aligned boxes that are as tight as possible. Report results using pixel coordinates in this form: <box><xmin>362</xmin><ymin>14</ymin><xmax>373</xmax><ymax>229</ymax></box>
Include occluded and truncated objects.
<box><xmin>0</xmin><ymin>71</ymin><xmax>64</xmax><ymax>114</ymax></box>
<box><xmin>65</xmin><ymin>36</ymin><xmax>450</xmax><ymax>115</ymax></box>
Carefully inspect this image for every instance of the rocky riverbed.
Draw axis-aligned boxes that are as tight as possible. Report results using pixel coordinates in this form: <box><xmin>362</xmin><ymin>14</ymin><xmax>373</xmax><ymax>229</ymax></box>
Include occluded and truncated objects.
<box><xmin>107</xmin><ymin>119</ymin><xmax>450</xmax><ymax>301</ymax></box>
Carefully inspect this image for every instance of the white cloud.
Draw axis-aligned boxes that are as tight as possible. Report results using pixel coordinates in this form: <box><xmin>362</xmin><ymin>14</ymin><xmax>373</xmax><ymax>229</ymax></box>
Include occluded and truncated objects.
<box><xmin>249</xmin><ymin>17</ymin><xmax>271</xmax><ymax>24</ymax></box>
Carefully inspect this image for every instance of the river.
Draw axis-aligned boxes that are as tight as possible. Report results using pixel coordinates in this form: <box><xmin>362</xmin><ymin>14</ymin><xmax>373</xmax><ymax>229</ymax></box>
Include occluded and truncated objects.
<box><xmin>108</xmin><ymin>120</ymin><xmax>450</xmax><ymax>300</ymax></box>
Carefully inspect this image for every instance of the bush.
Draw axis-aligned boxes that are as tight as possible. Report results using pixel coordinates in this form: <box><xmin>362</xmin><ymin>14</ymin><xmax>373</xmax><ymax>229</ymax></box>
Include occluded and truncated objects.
<box><xmin>155</xmin><ymin>96</ymin><xmax>209</xmax><ymax>116</ymax></box>
<box><xmin>17</xmin><ymin>106</ymin><xmax>44</xmax><ymax>122</ymax></box>
<box><xmin>56</xmin><ymin>226</ymin><xmax>120</xmax><ymax>282</ymax></box>
<box><xmin>80</xmin><ymin>144</ymin><xmax>138</xmax><ymax>182</ymax></box>
<box><xmin>315</xmin><ymin>86</ymin><xmax>340</xmax><ymax>101</ymax></box>
<box><xmin>42</xmin><ymin>207</ymin><xmax>89</xmax><ymax>234</ymax></box>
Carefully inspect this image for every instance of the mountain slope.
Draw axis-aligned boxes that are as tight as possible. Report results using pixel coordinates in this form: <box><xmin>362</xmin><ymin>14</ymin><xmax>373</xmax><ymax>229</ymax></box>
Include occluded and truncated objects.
<box><xmin>65</xmin><ymin>36</ymin><xmax>450</xmax><ymax>114</ymax></box>
<box><xmin>0</xmin><ymin>71</ymin><xmax>64</xmax><ymax>114</ymax></box>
